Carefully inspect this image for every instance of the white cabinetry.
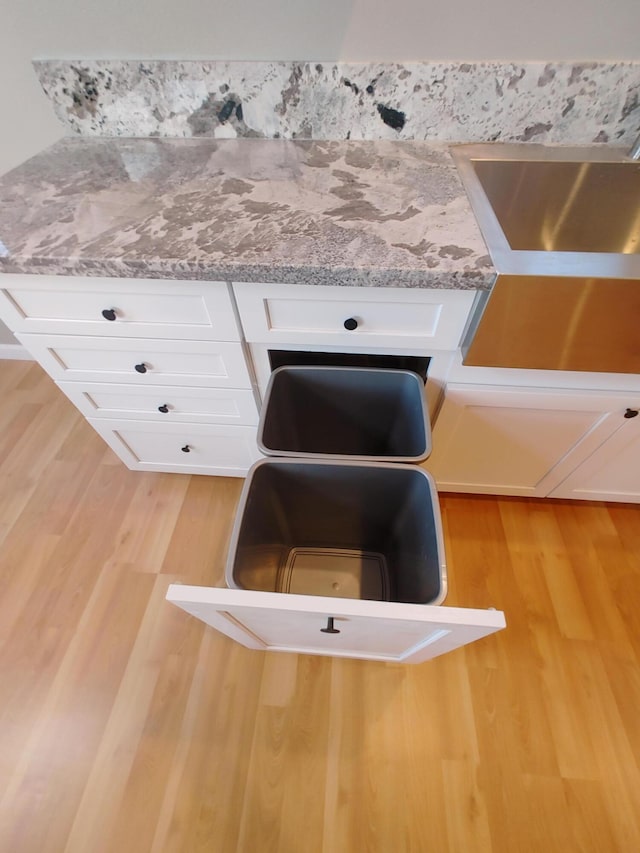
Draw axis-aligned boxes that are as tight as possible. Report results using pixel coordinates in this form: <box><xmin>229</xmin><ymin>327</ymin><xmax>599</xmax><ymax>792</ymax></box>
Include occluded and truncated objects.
<box><xmin>1</xmin><ymin>275</ymin><xmax>477</xmax><ymax>477</ymax></box>
<box><xmin>57</xmin><ymin>382</ymin><xmax>258</xmax><ymax>425</ymax></box>
<box><xmin>2</xmin><ymin>273</ymin><xmax>637</xmax><ymax>500</ymax></box>
<box><xmin>0</xmin><ymin>275</ymin><xmax>239</xmax><ymax>339</ymax></box>
<box><xmin>89</xmin><ymin>420</ymin><xmax>261</xmax><ymax>477</ymax></box>
<box><xmin>548</xmin><ymin>409</ymin><xmax>640</xmax><ymax>501</ymax></box>
<box><xmin>429</xmin><ymin>382</ymin><xmax>640</xmax><ymax>502</ymax></box>
<box><xmin>0</xmin><ymin>275</ymin><xmax>261</xmax><ymax>476</ymax></box>
<box><xmin>18</xmin><ymin>335</ymin><xmax>252</xmax><ymax>388</ymax></box>
<box><xmin>167</xmin><ymin>586</ymin><xmax>505</xmax><ymax>664</ymax></box>
<box><xmin>233</xmin><ymin>281</ymin><xmax>475</xmax><ymax>351</ymax></box>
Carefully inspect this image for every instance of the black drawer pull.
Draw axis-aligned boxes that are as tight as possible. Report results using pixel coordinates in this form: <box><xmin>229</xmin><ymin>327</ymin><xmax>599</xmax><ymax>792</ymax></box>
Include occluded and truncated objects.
<box><xmin>320</xmin><ymin>617</ymin><xmax>340</xmax><ymax>634</ymax></box>
<box><xmin>181</xmin><ymin>445</ymin><xmax>191</xmax><ymax>453</ymax></box>
<box><xmin>101</xmin><ymin>308</ymin><xmax>117</xmax><ymax>321</ymax></box>
<box><xmin>158</xmin><ymin>404</ymin><xmax>169</xmax><ymax>414</ymax></box>
<box><xmin>343</xmin><ymin>317</ymin><xmax>358</xmax><ymax>331</ymax></box>
<box><xmin>624</xmin><ymin>408</ymin><xmax>639</xmax><ymax>419</ymax></box>
<box><xmin>134</xmin><ymin>363</ymin><xmax>148</xmax><ymax>374</ymax></box>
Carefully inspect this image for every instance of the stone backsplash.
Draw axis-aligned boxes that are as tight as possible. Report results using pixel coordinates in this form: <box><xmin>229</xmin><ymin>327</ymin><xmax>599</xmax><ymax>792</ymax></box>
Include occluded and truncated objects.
<box><xmin>35</xmin><ymin>59</ymin><xmax>640</xmax><ymax>145</ymax></box>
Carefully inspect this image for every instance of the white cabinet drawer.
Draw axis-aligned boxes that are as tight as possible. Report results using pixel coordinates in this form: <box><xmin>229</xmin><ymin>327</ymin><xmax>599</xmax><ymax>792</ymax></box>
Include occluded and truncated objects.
<box><xmin>233</xmin><ymin>282</ymin><xmax>476</xmax><ymax>350</ymax></box>
<box><xmin>18</xmin><ymin>335</ymin><xmax>253</xmax><ymax>389</ymax></box>
<box><xmin>89</xmin><ymin>419</ymin><xmax>262</xmax><ymax>476</ymax></box>
<box><xmin>59</xmin><ymin>382</ymin><xmax>259</xmax><ymax>425</ymax></box>
<box><xmin>0</xmin><ymin>276</ymin><xmax>239</xmax><ymax>341</ymax></box>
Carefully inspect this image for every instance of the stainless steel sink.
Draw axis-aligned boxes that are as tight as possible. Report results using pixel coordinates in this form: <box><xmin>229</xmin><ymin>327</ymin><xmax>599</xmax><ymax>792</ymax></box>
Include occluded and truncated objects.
<box><xmin>452</xmin><ymin>144</ymin><xmax>640</xmax><ymax>279</ymax></box>
<box><xmin>471</xmin><ymin>159</ymin><xmax>640</xmax><ymax>255</ymax></box>
<box><xmin>453</xmin><ymin>144</ymin><xmax>640</xmax><ymax>373</ymax></box>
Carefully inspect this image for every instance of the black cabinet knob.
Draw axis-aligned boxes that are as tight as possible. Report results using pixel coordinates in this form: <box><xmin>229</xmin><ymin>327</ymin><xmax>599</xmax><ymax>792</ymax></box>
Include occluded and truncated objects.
<box><xmin>101</xmin><ymin>308</ymin><xmax>117</xmax><ymax>321</ymax></box>
<box><xmin>181</xmin><ymin>445</ymin><xmax>191</xmax><ymax>453</ymax></box>
<box><xmin>320</xmin><ymin>617</ymin><xmax>340</xmax><ymax>634</ymax></box>
<box><xmin>343</xmin><ymin>317</ymin><xmax>358</xmax><ymax>331</ymax></box>
<box><xmin>624</xmin><ymin>408</ymin><xmax>639</xmax><ymax>419</ymax></box>
<box><xmin>158</xmin><ymin>404</ymin><xmax>169</xmax><ymax>414</ymax></box>
<box><xmin>134</xmin><ymin>363</ymin><xmax>148</xmax><ymax>374</ymax></box>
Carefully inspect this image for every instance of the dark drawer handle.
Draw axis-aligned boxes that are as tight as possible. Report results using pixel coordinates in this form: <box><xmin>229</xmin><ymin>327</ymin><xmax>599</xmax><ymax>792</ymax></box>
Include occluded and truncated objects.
<box><xmin>158</xmin><ymin>404</ymin><xmax>170</xmax><ymax>414</ymax></box>
<box><xmin>181</xmin><ymin>445</ymin><xmax>191</xmax><ymax>453</ymax></box>
<box><xmin>134</xmin><ymin>363</ymin><xmax>148</xmax><ymax>374</ymax></box>
<box><xmin>320</xmin><ymin>617</ymin><xmax>340</xmax><ymax>634</ymax></box>
<box><xmin>101</xmin><ymin>308</ymin><xmax>117</xmax><ymax>321</ymax></box>
<box><xmin>624</xmin><ymin>408</ymin><xmax>639</xmax><ymax>419</ymax></box>
<box><xmin>343</xmin><ymin>317</ymin><xmax>358</xmax><ymax>331</ymax></box>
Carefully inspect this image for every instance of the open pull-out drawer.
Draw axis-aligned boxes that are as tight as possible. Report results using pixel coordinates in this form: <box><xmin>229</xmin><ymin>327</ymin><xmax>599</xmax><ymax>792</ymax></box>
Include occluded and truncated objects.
<box><xmin>166</xmin><ymin>366</ymin><xmax>505</xmax><ymax>662</ymax></box>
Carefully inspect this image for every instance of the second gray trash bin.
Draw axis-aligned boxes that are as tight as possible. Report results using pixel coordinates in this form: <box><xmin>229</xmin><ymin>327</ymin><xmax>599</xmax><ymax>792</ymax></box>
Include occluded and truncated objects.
<box><xmin>225</xmin><ymin>364</ymin><xmax>446</xmax><ymax>605</ymax></box>
<box><xmin>257</xmin><ymin>365</ymin><xmax>431</xmax><ymax>462</ymax></box>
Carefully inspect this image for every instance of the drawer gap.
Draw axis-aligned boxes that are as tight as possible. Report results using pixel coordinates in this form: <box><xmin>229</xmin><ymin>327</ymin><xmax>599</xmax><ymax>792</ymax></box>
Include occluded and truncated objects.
<box><xmin>267</xmin><ymin>349</ymin><xmax>430</xmax><ymax>384</ymax></box>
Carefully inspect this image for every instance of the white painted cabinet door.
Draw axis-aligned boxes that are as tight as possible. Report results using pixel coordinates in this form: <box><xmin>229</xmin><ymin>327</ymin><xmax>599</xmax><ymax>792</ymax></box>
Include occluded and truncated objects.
<box><xmin>166</xmin><ymin>585</ymin><xmax>505</xmax><ymax>664</ymax></box>
<box><xmin>427</xmin><ymin>384</ymin><xmax>623</xmax><ymax>497</ymax></box>
<box><xmin>550</xmin><ymin>413</ymin><xmax>640</xmax><ymax>502</ymax></box>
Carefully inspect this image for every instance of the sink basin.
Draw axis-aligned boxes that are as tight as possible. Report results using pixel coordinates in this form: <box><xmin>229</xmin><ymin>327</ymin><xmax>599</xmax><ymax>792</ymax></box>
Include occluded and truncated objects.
<box><xmin>471</xmin><ymin>159</ymin><xmax>640</xmax><ymax>254</ymax></box>
<box><xmin>452</xmin><ymin>144</ymin><xmax>640</xmax><ymax>279</ymax></box>
<box><xmin>455</xmin><ymin>144</ymin><xmax>640</xmax><ymax>372</ymax></box>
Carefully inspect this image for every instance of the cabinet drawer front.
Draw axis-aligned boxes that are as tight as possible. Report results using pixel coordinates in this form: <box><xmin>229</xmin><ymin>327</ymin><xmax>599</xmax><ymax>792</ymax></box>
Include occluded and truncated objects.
<box><xmin>89</xmin><ymin>419</ymin><xmax>261</xmax><ymax>476</ymax></box>
<box><xmin>233</xmin><ymin>282</ymin><xmax>475</xmax><ymax>350</ymax></box>
<box><xmin>166</xmin><ymin>585</ymin><xmax>505</xmax><ymax>663</ymax></box>
<box><xmin>59</xmin><ymin>382</ymin><xmax>259</xmax><ymax>425</ymax></box>
<box><xmin>0</xmin><ymin>276</ymin><xmax>239</xmax><ymax>341</ymax></box>
<box><xmin>19</xmin><ymin>335</ymin><xmax>252</xmax><ymax>388</ymax></box>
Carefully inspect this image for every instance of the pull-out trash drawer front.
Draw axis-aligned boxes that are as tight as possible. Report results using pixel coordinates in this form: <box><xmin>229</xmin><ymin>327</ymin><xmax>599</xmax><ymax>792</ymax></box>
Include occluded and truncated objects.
<box><xmin>166</xmin><ymin>585</ymin><xmax>505</xmax><ymax>664</ymax></box>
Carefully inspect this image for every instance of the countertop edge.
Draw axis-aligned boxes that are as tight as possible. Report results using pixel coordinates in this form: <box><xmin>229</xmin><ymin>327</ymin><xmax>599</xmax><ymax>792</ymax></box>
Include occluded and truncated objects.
<box><xmin>0</xmin><ymin>257</ymin><xmax>495</xmax><ymax>291</ymax></box>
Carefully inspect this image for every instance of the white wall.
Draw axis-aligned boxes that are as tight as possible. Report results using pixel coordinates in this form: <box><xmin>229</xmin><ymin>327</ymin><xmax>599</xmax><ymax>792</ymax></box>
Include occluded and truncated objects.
<box><xmin>0</xmin><ymin>0</ymin><xmax>639</xmax><ymax>344</ymax></box>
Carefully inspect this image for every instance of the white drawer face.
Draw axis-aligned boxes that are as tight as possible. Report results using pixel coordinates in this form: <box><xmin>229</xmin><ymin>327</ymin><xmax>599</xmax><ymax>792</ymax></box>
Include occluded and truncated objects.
<box><xmin>59</xmin><ymin>382</ymin><xmax>258</xmax><ymax>425</ymax></box>
<box><xmin>233</xmin><ymin>282</ymin><xmax>476</xmax><ymax>350</ymax></box>
<box><xmin>89</xmin><ymin>419</ymin><xmax>262</xmax><ymax>476</ymax></box>
<box><xmin>19</xmin><ymin>335</ymin><xmax>253</xmax><ymax>389</ymax></box>
<box><xmin>0</xmin><ymin>276</ymin><xmax>239</xmax><ymax>341</ymax></box>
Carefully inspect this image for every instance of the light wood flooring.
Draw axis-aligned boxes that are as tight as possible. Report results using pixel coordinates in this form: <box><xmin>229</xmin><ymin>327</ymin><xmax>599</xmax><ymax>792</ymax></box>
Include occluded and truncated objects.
<box><xmin>0</xmin><ymin>360</ymin><xmax>639</xmax><ymax>852</ymax></box>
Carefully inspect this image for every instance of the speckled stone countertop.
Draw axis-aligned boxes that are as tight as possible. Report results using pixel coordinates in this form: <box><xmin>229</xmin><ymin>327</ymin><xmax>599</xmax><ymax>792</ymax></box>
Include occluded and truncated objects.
<box><xmin>0</xmin><ymin>137</ymin><xmax>493</xmax><ymax>289</ymax></box>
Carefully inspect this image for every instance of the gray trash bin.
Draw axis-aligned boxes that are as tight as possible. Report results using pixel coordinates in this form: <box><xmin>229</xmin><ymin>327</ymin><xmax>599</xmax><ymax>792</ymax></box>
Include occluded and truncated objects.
<box><xmin>226</xmin><ymin>365</ymin><xmax>446</xmax><ymax>605</ymax></box>
<box><xmin>257</xmin><ymin>366</ymin><xmax>431</xmax><ymax>462</ymax></box>
<box><xmin>225</xmin><ymin>459</ymin><xmax>446</xmax><ymax>605</ymax></box>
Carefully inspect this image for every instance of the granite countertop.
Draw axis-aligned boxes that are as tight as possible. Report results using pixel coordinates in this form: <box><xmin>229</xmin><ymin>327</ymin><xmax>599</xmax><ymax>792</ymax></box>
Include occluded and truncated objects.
<box><xmin>0</xmin><ymin>136</ymin><xmax>494</xmax><ymax>289</ymax></box>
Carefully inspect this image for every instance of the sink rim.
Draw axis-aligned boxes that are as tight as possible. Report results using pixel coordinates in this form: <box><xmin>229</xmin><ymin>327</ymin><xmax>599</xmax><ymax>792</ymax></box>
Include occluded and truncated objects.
<box><xmin>452</xmin><ymin>142</ymin><xmax>640</xmax><ymax>279</ymax></box>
